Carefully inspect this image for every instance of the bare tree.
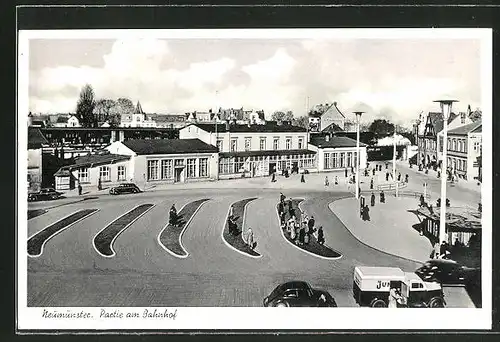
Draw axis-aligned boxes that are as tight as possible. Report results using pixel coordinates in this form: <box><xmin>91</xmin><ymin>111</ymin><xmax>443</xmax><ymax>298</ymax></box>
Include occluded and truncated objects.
<box><xmin>94</xmin><ymin>99</ymin><xmax>116</xmax><ymax>123</ymax></box>
<box><xmin>292</xmin><ymin>115</ymin><xmax>309</xmax><ymax>128</ymax></box>
<box><xmin>75</xmin><ymin>84</ymin><xmax>96</xmax><ymax>127</ymax></box>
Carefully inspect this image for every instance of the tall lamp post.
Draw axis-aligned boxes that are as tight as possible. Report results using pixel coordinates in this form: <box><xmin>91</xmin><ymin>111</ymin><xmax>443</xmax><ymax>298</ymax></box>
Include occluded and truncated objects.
<box><xmin>434</xmin><ymin>99</ymin><xmax>458</xmax><ymax>257</ymax></box>
<box><xmin>354</xmin><ymin>111</ymin><xmax>364</xmax><ymax>199</ymax></box>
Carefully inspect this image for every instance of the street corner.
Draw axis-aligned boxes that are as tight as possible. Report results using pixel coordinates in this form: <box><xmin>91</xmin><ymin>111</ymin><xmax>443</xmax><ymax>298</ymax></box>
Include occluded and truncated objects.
<box><xmin>329</xmin><ymin>195</ymin><xmax>433</xmax><ymax>263</ymax></box>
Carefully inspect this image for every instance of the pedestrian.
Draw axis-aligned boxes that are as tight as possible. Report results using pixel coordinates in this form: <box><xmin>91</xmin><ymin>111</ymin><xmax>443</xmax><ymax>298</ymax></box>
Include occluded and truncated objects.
<box><xmin>308</xmin><ymin>216</ymin><xmax>315</xmax><ymax>232</ymax></box>
<box><xmin>380</xmin><ymin>190</ymin><xmax>385</xmax><ymax>203</ymax></box>
<box><xmin>98</xmin><ymin>177</ymin><xmax>102</xmax><ymax>191</ymax></box>
<box><xmin>372</xmin><ymin>168</ymin><xmax>376</xmax><ymax>176</ymax></box>
<box><xmin>301</xmin><ymin>173</ymin><xmax>305</xmax><ymax>183</ymax></box>
<box><xmin>388</xmin><ymin>282</ymin><xmax>403</xmax><ymax>308</ymax></box>
<box><xmin>169</xmin><ymin>204</ymin><xmax>178</xmax><ymax>227</ymax></box>
<box><xmin>385</xmin><ymin>162</ymin><xmax>388</xmax><ymax>169</ymax></box>
<box><xmin>229</xmin><ymin>205</ymin><xmax>234</xmax><ymax>218</ymax></box>
<box><xmin>298</xmin><ymin>227</ymin><xmax>305</xmax><ymax>245</ymax></box>
<box><xmin>363</xmin><ymin>205</ymin><xmax>370</xmax><ymax>221</ymax></box>
<box><xmin>78</xmin><ymin>182</ymin><xmax>82</xmax><ymax>196</ymax></box>
<box><xmin>278</xmin><ymin>202</ymin><xmax>284</xmax><ymax>216</ymax></box>
<box><xmin>334</xmin><ymin>176</ymin><xmax>339</xmax><ymax>185</ymax></box>
<box><xmin>325</xmin><ymin>176</ymin><xmax>329</xmax><ymax>186</ymax></box>
<box><xmin>386</xmin><ymin>172</ymin><xmax>389</xmax><ymax>182</ymax></box>
<box><xmin>419</xmin><ymin>194</ymin><xmax>425</xmax><ymax>207</ymax></box>
<box><xmin>271</xmin><ymin>172</ymin><xmax>276</xmax><ymax>182</ymax></box>
<box><xmin>280</xmin><ymin>192</ymin><xmax>286</xmax><ymax>203</ymax></box>
<box><xmin>437</xmin><ymin>170</ymin><xmax>441</xmax><ymax>178</ymax></box>
<box><xmin>370</xmin><ymin>178</ymin><xmax>374</xmax><ymax>190</ymax></box>
<box><xmin>397</xmin><ymin>173</ymin><xmax>401</xmax><ymax>182</ymax></box>
<box><xmin>405</xmin><ymin>174</ymin><xmax>409</xmax><ymax>183</ymax></box>
<box><xmin>280</xmin><ymin>211</ymin><xmax>286</xmax><ymax>227</ymax></box>
<box><xmin>290</xmin><ymin>222</ymin><xmax>297</xmax><ymax>241</ymax></box>
<box><xmin>247</xmin><ymin>228</ymin><xmax>255</xmax><ymax>249</ymax></box>
<box><xmin>351</xmin><ymin>166</ymin><xmax>354</xmax><ymax>174</ymax></box>
<box><xmin>371</xmin><ymin>192</ymin><xmax>375</xmax><ymax>207</ymax></box>
<box><xmin>302</xmin><ymin>214</ymin><xmax>309</xmax><ymax>229</ymax></box>
<box><xmin>345</xmin><ymin>168</ymin><xmax>348</xmax><ymax>178</ymax></box>
<box><xmin>317</xmin><ymin>226</ymin><xmax>325</xmax><ymax>245</ymax></box>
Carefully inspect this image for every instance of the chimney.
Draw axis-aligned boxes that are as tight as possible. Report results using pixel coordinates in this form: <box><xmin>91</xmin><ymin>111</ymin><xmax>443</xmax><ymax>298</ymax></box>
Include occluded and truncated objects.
<box><xmin>460</xmin><ymin>112</ymin><xmax>466</xmax><ymax>124</ymax></box>
<box><xmin>225</xmin><ymin>120</ymin><xmax>230</xmax><ymax>131</ymax></box>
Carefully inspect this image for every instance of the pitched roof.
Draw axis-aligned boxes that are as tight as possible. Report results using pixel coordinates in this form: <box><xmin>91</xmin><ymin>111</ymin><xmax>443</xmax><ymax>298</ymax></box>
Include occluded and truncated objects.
<box><xmin>135</xmin><ymin>101</ymin><xmax>144</xmax><ymax>114</ymax></box>
<box><xmin>70</xmin><ymin>153</ymin><xmax>131</xmax><ymax>168</ymax></box>
<box><xmin>56</xmin><ymin>116</ymin><xmax>69</xmax><ymax>123</ymax></box>
<box><xmin>28</xmin><ymin>127</ymin><xmax>48</xmax><ymax>148</ymax></box>
<box><xmin>322</xmin><ymin>102</ymin><xmax>345</xmax><ymax>119</ymax></box>
<box><xmin>309</xmin><ymin>135</ymin><xmax>367</xmax><ymax>148</ymax></box>
<box><xmin>190</xmin><ymin>122</ymin><xmax>307</xmax><ymax>133</ymax></box>
<box><xmin>154</xmin><ymin>114</ymin><xmax>186</xmax><ymax>122</ymax></box>
<box><xmin>322</xmin><ymin>122</ymin><xmax>344</xmax><ymax>133</ymax></box>
<box><xmin>122</xmin><ymin>138</ymin><xmax>218</xmax><ymax>155</ymax></box>
<box><xmin>448</xmin><ymin>121</ymin><xmax>482</xmax><ymax>135</ymax></box>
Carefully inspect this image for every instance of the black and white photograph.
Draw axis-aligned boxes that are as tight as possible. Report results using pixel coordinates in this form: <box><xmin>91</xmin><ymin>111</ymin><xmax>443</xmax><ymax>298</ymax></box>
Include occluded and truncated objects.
<box><xmin>17</xmin><ymin>28</ymin><xmax>492</xmax><ymax>330</ymax></box>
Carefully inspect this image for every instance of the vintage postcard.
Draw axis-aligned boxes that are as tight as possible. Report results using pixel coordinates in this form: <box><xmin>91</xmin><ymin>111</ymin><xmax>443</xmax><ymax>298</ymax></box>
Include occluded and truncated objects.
<box><xmin>17</xmin><ymin>28</ymin><xmax>492</xmax><ymax>331</ymax></box>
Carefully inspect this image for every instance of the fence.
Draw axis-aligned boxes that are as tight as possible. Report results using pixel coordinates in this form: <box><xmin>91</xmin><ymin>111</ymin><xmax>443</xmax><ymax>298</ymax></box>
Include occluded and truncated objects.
<box><xmin>377</xmin><ymin>182</ymin><xmax>407</xmax><ymax>191</ymax></box>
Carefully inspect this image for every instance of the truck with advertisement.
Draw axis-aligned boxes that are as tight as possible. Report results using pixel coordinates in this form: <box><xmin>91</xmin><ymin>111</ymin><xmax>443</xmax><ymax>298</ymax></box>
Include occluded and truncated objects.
<box><xmin>353</xmin><ymin>266</ymin><xmax>445</xmax><ymax>308</ymax></box>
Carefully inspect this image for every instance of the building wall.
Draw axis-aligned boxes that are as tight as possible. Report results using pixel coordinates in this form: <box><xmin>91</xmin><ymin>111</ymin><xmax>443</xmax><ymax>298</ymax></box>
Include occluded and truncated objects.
<box><xmin>70</xmin><ymin>160</ymin><xmax>131</xmax><ymax>188</ymax></box>
<box><xmin>467</xmin><ymin>132</ymin><xmax>482</xmax><ymax>181</ymax></box>
<box><xmin>316</xmin><ymin>146</ymin><xmax>367</xmax><ymax>171</ymax></box>
<box><xmin>27</xmin><ymin>148</ymin><xmax>42</xmax><ymax>192</ymax></box>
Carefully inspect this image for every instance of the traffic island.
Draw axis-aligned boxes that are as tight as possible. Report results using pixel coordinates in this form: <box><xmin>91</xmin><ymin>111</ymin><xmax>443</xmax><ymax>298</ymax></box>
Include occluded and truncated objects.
<box><xmin>278</xmin><ymin>199</ymin><xmax>342</xmax><ymax>259</ymax></box>
<box><xmin>94</xmin><ymin>204</ymin><xmax>154</xmax><ymax>257</ymax></box>
<box><xmin>222</xmin><ymin>198</ymin><xmax>261</xmax><ymax>257</ymax></box>
<box><xmin>158</xmin><ymin>199</ymin><xmax>210</xmax><ymax>258</ymax></box>
<box><xmin>28</xmin><ymin>209</ymin><xmax>48</xmax><ymax>220</ymax></box>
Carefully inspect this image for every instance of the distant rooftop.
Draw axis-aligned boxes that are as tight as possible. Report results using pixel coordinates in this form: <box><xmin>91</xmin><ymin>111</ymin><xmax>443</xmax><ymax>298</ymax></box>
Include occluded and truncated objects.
<box><xmin>122</xmin><ymin>138</ymin><xmax>218</xmax><ymax>155</ymax></box>
<box><xmin>188</xmin><ymin>122</ymin><xmax>307</xmax><ymax>133</ymax></box>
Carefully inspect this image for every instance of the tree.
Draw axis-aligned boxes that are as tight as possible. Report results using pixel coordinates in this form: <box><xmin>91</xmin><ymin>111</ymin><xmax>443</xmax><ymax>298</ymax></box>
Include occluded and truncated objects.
<box><xmin>368</xmin><ymin>119</ymin><xmax>395</xmax><ymax>137</ymax></box>
<box><xmin>94</xmin><ymin>99</ymin><xmax>116</xmax><ymax>123</ymax></box>
<box><xmin>469</xmin><ymin>108</ymin><xmax>482</xmax><ymax>122</ymax></box>
<box><xmin>271</xmin><ymin>110</ymin><xmax>294</xmax><ymax>122</ymax></box>
<box><xmin>292</xmin><ymin>115</ymin><xmax>309</xmax><ymax>129</ymax></box>
<box><xmin>75</xmin><ymin>84</ymin><xmax>97</xmax><ymax>127</ymax></box>
<box><xmin>117</xmin><ymin>98</ymin><xmax>135</xmax><ymax>114</ymax></box>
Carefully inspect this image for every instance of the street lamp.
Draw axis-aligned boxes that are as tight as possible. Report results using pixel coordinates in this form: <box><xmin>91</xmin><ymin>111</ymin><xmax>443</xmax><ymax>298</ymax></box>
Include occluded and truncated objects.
<box><xmin>353</xmin><ymin>111</ymin><xmax>364</xmax><ymax>199</ymax></box>
<box><xmin>434</xmin><ymin>99</ymin><xmax>458</xmax><ymax>258</ymax></box>
<box><xmin>392</xmin><ymin>126</ymin><xmax>398</xmax><ymax>197</ymax></box>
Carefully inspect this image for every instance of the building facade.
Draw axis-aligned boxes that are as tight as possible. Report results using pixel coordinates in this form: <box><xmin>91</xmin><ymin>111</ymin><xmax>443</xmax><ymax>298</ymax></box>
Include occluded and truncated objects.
<box><xmin>27</xmin><ymin>128</ymin><xmax>48</xmax><ymax>192</ymax></box>
<box><xmin>308</xmin><ymin>102</ymin><xmax>346</xmax><ymax>133</ymax></box>
<box><xmin>120</xmin><ymin>101</ymin><xmax>157</xmax><ymax>128</ymax></box>
<box><xmin>437</xmin><ymin>109</ymin><xmax>473</xmax><ymax>164</ymax></box>
<box><xmin>308</xmin><ymin>135</ymin><xmax>368</xmax><ymax>171</ymax></box>
<box><xmin>446</xmin><ymin>121</ymin><xmax>482</xmax><ymax>181</ymax></box>
<box><xmin>106</xmin><ymin>139</ymin><xmax>218</xmax><ymax>184</ymax></box>
<box><xmin>179</xmin><ymin>122</ymin><xmax>314</xmax><ymax>178</ymax></box>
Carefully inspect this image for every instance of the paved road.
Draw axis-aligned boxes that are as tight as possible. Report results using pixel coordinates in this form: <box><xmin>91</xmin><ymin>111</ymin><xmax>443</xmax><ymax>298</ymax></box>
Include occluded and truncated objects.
<box><xmin>26</xmin><ymin>188</ymin><xmax>423</xmax><ymax>307</ymax></box>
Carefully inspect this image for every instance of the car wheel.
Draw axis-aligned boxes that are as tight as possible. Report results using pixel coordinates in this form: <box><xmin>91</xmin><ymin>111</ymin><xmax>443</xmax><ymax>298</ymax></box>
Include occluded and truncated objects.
<box><xmin>370</xmin><ymin>298</ymin><xmax>387</xmax><ymax>308</ymax></box>
<box><xmin>275</xmin><ymin>302</ymin><xmax>289</xmax><ymax>307</ymax></box>
<box><xmin>428</xmin><ymin>297</ymin><xmax>445</xmax><ymax>308</ymax></box>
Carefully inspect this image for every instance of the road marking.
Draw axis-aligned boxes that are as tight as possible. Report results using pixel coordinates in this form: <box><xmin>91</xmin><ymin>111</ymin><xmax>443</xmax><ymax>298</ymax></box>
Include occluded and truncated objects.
<box><xmin>221</xmin><ymin>198</ymin><xmax>262</xmax><ymax>259</ymax></box>
<box><xmin>276</xmin><ymin>198</ymin><xmax>342</xmax><ymax>261</ymax></box>
<box><xmin>28</xmin><ymin>209</ymin><xmax>100</xmax><ymax>258</ymax></box>
<box><xmin>157</xmin><ymin>199</ymin><xmax>210</xmax><ymax>259</ymax></box>
<box><xmin>93</xmin><ymin>204</ymin><xmax>155</xmax><ymax>258</ymax></box>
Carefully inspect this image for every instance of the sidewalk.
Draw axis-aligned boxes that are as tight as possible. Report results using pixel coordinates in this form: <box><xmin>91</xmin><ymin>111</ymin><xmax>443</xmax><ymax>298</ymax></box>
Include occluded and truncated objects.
<box><xmin>329</xmin><ymin>195</ymin><xmax>434</xmax><ymax>263</ymax></box>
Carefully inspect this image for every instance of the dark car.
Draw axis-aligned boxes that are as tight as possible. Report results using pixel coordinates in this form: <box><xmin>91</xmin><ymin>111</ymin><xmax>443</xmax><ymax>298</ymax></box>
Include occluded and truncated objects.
<box><xmin>28</xmin><ymin>188</ymin><xmax>63</xmax><ymax>202</ymax></box>
<box><xmin>263</xmin><ymin>281</ymin><xmax>337</xmax><ymax>307</ymax></box>
<box><xmin>415</xmin><ymin>259</ymin><xmax>480</xmax><ymax>286</ymax></box>
<box><xmin>109</xmin><ymin>183</ymin><xmax>142</xmax><ymax>195</ymax></box>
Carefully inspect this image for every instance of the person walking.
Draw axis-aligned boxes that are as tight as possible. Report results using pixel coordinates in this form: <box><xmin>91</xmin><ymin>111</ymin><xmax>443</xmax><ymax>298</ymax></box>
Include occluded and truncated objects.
<box><xmin>325</xmin><ymin>176</ymin><xmax>329</xmax><ymax>186</ymax></box>
<box><xmin>345</xmin><ymin>168</ymin><xmax>348</xmax><ymax>178</ymax></box>
<box><xmin>98</xmin><ymin>177</ymin><xmax>102</xmax><ymax>191</ymax></box>
<box><xmin>78</xmin><ymin>182</ymin><xmax>82</xmax><ymax>196</ymax></box>
<box><xmin>271</xmin><ymin>172</ymin><xmax>276</xmax><ymax>183</ymax></box>
<box><xmin>371</xmin><ymin>192</ymin><xmax>375</xmax><ymax>207</ymax></box>
<box><xmin>397</xmin><ymin>172</ymin><xmax>401</xmax><ymax>182</ymax></box>
<box><xmin>372</xmin><ymin>168</ymin><xmax>376</xmax><ymax>176</ymax></box>
<box><xmin>298</xmin><ymin>227</ymin><xmax>305</xmax><ymax>245</ymax></box>
<box><xmin>385</xmin><ymin>172</ymin><xmax>389</xmax><ymax>182</ymax></box>
<box><xmin>301</xmin><ymin>173</ymin><xmax>306</xmax><ymax>183</ymax></box>
<box><xmin>280</xmin><ymin>192</ymin><xmax>286</xmax><ymax>203</ymax></box>
<box><xmin>334</xmin><ymin>176</ymin><xmax>339</xmax><ymax>185</ymax></box>
<box><xmin>405</xmin><ymin>174</ymin><xmax>409</xmax><ymax>183</ymax></box>
<box><xmin>278</xmin><ymin>201</ymin><xmax>284</xmax><ymax>216</ymax></box>
<box><xmin>246</xmin><ymin>228</ymin><xmax>255</xmax><ymax>249</ymax></box>
<box><xmin>380</xmin><ymin>190</ymin><xmax>385</xmax><ymax>203</ymax></box>
<box><xmin>370</xmin><ymin>178</ymin><xmax>374</xmax><ymax>190</ymax></box>
<box><xmin>169</xmin><ymin>204</ymin><xmax>178</xmax><ymax>227</ymax></box>
<box><xmin>317</xmin><ymin>226</ymin><xmax>325</xmax><ymax>245</ymax></box>
<box><xmin>362</xmin><ymin>205</ymin><xmax>370</xmax><ymax>221</ymax></box>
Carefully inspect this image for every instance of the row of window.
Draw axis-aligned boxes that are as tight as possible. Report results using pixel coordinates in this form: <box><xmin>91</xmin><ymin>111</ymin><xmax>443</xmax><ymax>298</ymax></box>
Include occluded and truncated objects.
<box><xmin>218</xmin><ymin>154</ymin><xmax>315</xmax><ymax>175</ymax></box>
<box><xmin>77</xmin><ymin>165</ymin><xmax>127</xmax><ymax>183</ymax></box>
<box><xmin>448</xmin><ymin>157</ymin><xmax>468</xmax><ymax>172</ymax></box>
<box><xmin>219</xmin><ymin>137</ymin><xmax>305</xmax><ymax>152</ymax></box>
<box><xmin>324</xmin><ymin>152</ymin><xmax>358</xmax><ymax>170</ymax></box>
<box><xmin>147</xmin><ymin>158</ymin><xmax>209</xmax><ymax>181</ymax></box>
<box><xmin>447</xmin><ymin>138</ymin><xmax>467</xmax><ymax>153</ymax></box>
<box><xmin>419</xmin><ymin>139</ymin><xmax>437</xmax><ymax>152</ymax></box>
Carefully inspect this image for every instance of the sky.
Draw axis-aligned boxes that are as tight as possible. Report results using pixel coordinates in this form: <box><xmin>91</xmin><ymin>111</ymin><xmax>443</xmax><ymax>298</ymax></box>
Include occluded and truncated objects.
<box><xmin>28</xmin><ymin>37</ymin><xmax>482</xmax><ymax>125</ymax></box>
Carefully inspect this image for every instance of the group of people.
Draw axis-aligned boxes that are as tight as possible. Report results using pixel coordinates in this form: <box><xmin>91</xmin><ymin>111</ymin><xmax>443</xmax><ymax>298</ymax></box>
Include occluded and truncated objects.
<box><xmin>227</xmin><ymin>206</ymin><xmax>240</xmax><ymax>236</ymax></box>
<box><xmin>359</xmin><ymin>190</ymin><xmax>386</xmax><ymax>221</ymax></box>
<box><xmin>324</xmin><ymin>176</ymin><xmax>339</xmax><ymax>187</ymax></box>
<box><xmin>270</xmin><ymin>169</ymin><xmax>306</xmax><ymax>183</ymax></box>
<box><xmin>278</xmin><ymin>193</ymin><xmax>325</xmax><ymax>246</ymax></box>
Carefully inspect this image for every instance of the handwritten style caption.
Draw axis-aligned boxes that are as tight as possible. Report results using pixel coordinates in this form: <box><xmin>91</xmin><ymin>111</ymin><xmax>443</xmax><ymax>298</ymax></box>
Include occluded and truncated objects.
<box><xmin>41</xmin><ymin>308</ymin><xmax>178</xmax><ymax>320</ymax></box>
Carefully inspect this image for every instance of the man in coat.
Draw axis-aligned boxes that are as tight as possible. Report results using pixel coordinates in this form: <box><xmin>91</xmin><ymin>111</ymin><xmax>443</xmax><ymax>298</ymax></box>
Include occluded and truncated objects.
<box><xmin>371</xmin><ymin>192</ymin><xmax>375</xmax><ymax>207</ymax></box>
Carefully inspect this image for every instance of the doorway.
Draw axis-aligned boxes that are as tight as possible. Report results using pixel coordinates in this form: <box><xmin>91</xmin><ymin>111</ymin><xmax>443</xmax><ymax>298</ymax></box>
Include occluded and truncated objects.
<box><xmin>174</xmin><ymin>168</ymin><xmax>184</xmax><ymax>183</ymax></box>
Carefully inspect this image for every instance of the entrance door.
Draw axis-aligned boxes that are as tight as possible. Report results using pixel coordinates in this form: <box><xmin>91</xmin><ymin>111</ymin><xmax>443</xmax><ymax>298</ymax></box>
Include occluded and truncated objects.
<box><xmin>174</xmin><ymin>168</ymin><xmax>183</xmax><ymax>183</ymax></box>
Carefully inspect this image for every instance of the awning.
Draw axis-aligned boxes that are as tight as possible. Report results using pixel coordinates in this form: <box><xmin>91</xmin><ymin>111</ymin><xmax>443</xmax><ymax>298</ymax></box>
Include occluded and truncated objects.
<box><xmin>219</xmin><ymin>149</ymin><xmax>316</xmax><ymax>158</ymax></box>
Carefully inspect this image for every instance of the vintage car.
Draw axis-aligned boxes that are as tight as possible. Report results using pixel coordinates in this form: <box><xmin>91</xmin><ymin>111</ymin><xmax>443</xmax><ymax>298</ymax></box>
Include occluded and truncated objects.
<box><xmin>353</xmin><ymin>266</ymin><xmax>445</xmax><ymax>308</ymax></box>
<box><xmin>109</xmin><ymin>183</ymin><xmax>142</xmax><ymax>195</ymax></box>
<box><xmin>415</xmin><ymin>259</ymin><xmax>480</xmax><ymax>286</ymax></box>
<box><xmin>264</xmin><ymin>281</ymin><xmax>337</xmax><ymax>307</ymax></box>
<box><xmin>28</xmin><ymin>188</ymin><xmax>63</xmax><ymax>202</ymax></box>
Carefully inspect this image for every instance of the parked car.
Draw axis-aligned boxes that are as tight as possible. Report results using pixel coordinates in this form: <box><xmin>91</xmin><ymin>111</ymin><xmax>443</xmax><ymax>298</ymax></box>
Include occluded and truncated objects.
<box><xmin>109</xmin><ymin>183</ymin><xmax>142</xmax><ymax>195</ymax></box>
<box><xmin>263</xmin><ymin>281</ymin><xmax>337</xmax><ymax>307</ymax></box>
<box><xmin>353</xmin><ymin>266</ymin><xmax>445</xmax><ymax>308</ymax></box>
<box><xmin>415</xmin><ymin>259</ymin><xmax>480</xmax><ymax>286</ymax></box>
<box><xmin>28</xmin><ymin>188</ymin><xmax>63</xmax><ymax>202</ymax></box>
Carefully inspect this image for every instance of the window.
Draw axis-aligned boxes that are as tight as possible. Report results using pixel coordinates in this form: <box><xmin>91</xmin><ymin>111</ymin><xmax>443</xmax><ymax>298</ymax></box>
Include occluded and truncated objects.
<box><xmin>260</xmin><ymin>137</ymin><xmax>266</xmax><ymax>151</ymax></box>
<box><xmin>298</xmin><ymin>137</ymin><xmax>304</xmax><ymax>150</ymax></box>
<box><xmin>147</xmin><ymin>160</ymin><xmax>159</xmax><ymax>180</ymax></box>
<box><xmin>187</xmin><ymin>158</ymin><xmax>197</xmax><ymax>178</ymax></box>
<box><xmin>99</xmin><ymin>166</ymin><xmax>110</xmax><ymax>182</ymax></box>
<box><xmin>411</xmin><ymin>283</ymin><xmax>423</xmax><ymax>289</ymax></box>
<box><xmin>117</xmin><ymin>165</ymin><xmax>126</xmax><ymax>181</ymax></box>
<box><xmin>452</xmin><ymin>139</ymin><xmax>457</xmax><ymax>151</ymax></box>
<box><xmin>347</xmin><ymin>152</ymin><xmax>352</xmax><ymax>167</ymax></box>
<box><xmin>216</xmin><ymin>139</ymin><xmax>223</xmax><ymax>151</ymax></box>
<box><xmin>245</xmin><ymin>137</ymin><xmax>252</xmax><ymax>151</ymax></box>
<box><xmin>161</xmin><ymin>159</ymin><xmax>173</xmax><ymax>179</ymax></box>
<box><xmin>324</xmin><ymin>153</ymin><xmax>331</xmax><ymax>169</ymax></box>
<box><xmin>78</xmin><ymin>168</ymin><xmax>89</xmax><ymax>183</ymax></box>
<box><xmin>230</xmin><ymin>138</ymin><xmax>238</xmax><ymax>152</ymax></box>
<box><xmin>353</xmin><ymin>151</ymin><xmax>358</xmax><ymax>168</ymax></box>
<box><xmin>332</xmin><ymin>153</ymin><xmax>338</xmax><ymax>168</ymax></box>
<box><xmin>464</xmin><ymin>160</ymin><xmax>467</xmax><ymax>170</ymax></box>
<box><xmin>199</xmin><ymin>158</ymin><xmax>208</xmax><ymax>177</ymax></box>
<box><xmin>447</xmin><ymin>138</ymin><xmax>451</xmax><ymax>150</ymax></box>
<box><xmin>285</xmin><ymin>137</ymin><xmax>292</xmax><ymax>150</ymax></box>
<box><xmin>273</xmin><ymin>138</ymin><xmax>279</xmax><ymax>150</ymax></box>
<box><xmin>174</xmin><ymin>159</ymin><xmax>184</xmax><ymax>167</ymax></box>
<box><xmin>339</xmin><ymin>152</ymin><xmax>345</xmax><ymax>168</ymax></box>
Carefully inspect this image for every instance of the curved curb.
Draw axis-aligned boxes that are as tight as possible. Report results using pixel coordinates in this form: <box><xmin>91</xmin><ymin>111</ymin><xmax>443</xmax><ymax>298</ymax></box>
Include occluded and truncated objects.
<box><xmin>221</xmin><ymin>198</ymin><xmax>262</xmax><ymax>259</ymax></box>
<box><xmin>157</xmin><ymin>199</ymin><xmax>210</xmax><ymax>259</ymax></box>
<box><xmin>28</xmin><ymin>209</ymin><xmax>100</xmax><ymax>258</ymax></box>
<box><xmin>92</xmin><ymin>204</ymin><xmax>155</xmax><ymax>258</ymax></box>
<box><xmin>327</xmin><ymin>197</ymin><xmax>424</xmax><ymax>265</ymax></box>
<box><xmin>276</xmin><ymin>198</ymin><xmax>342</xmax><ymax>261</ymax></box>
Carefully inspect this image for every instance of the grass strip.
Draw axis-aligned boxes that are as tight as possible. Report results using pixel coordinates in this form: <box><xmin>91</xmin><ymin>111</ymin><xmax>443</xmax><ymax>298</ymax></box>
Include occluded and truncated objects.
<box><xmin>28</xmin><ymin>209</ymin><xmax>48</xmax><ymax>220</ymax></box>
<box><xmin>28</xmin><ymin>209</ymin><xmax>98</xmax><ymax>256</ymax></box>
<box><xmin>159</xmin><ymin>199</ymin><xmax>210</xmax><ymax>257</ymax></box>
<box><xmin>94</xmin><ymin>204</ymin><xmax>154</xmax><ymax>257</ymax></box>
<box><xmin>222</xmin><ymin>198</ymin><xmax>260</xmax><ymax>257</ymax></box>
<box><xmin>278</xmin><ymin>199</ymin><xmax>341</xmax><ymax>258</ymax></box>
